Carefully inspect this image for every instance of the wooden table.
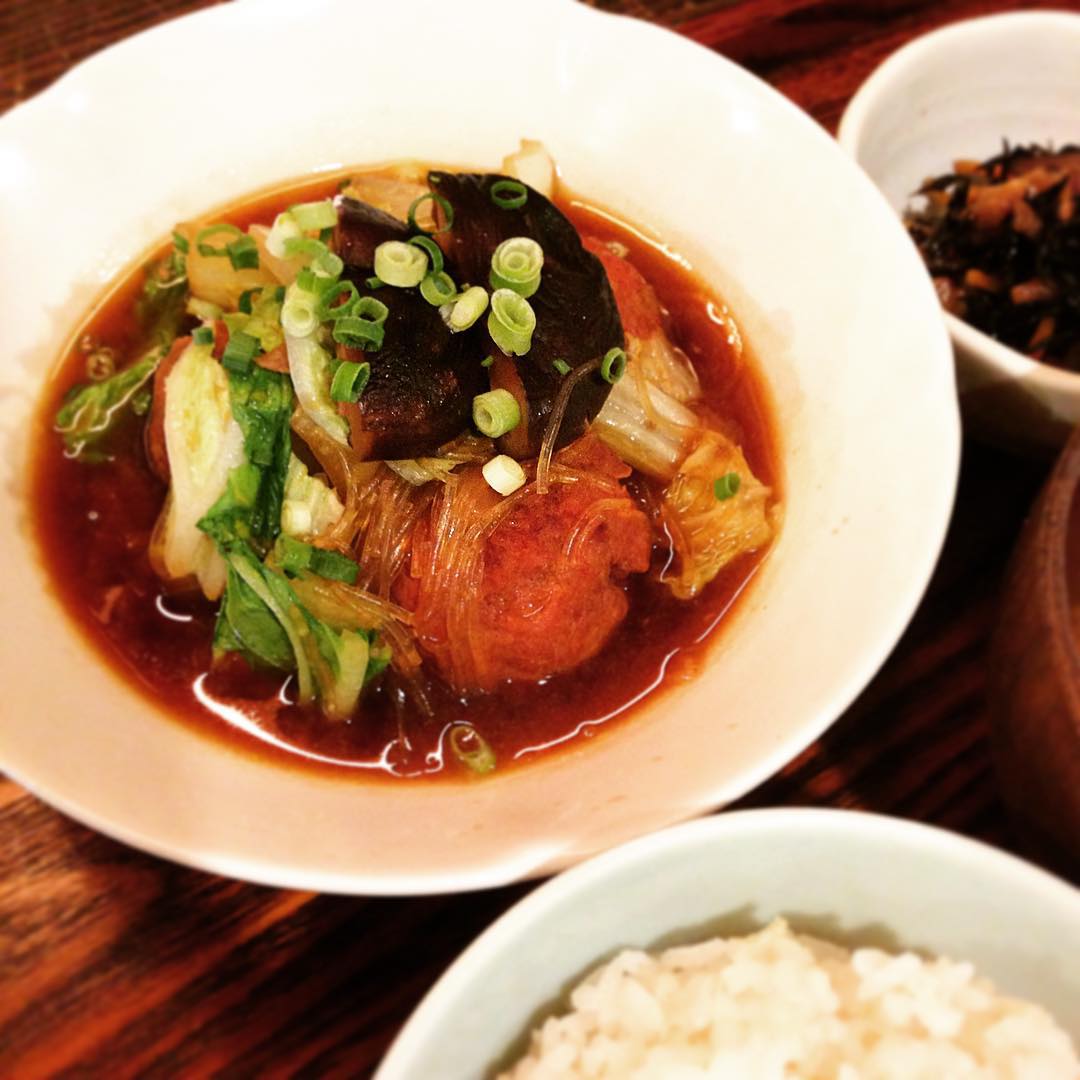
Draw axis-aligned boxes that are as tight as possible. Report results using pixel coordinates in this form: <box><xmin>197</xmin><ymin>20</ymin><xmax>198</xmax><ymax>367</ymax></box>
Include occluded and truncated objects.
<box><xmin>1</xmin><ymin>1</ymin><xmax>1075</xmax><ymax>1074</ymax></box>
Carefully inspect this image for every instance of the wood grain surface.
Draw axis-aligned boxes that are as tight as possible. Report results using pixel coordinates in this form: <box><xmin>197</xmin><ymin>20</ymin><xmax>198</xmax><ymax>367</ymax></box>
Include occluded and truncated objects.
<box><xmin>1</xmin><ymin>1</ymin><xmax>1077</xmax><ymax>1076</ymax></box>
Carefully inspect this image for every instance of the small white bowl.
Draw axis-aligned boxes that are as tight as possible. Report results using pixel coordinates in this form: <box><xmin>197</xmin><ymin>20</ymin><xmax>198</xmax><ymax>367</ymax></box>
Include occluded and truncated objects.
<box><xmin>838</xmin><ymin>11</ymin><xmax>1080</xmax><ymax>452</ymax></box>
<box><xmin>376</xmin><ymin>809</ymin><xmax>1080</xmax><ymax>1078</ymax></box>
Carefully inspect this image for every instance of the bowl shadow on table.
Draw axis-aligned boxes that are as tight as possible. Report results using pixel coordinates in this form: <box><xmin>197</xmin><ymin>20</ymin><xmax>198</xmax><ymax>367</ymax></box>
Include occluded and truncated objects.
<box><xmin>729</xmin><ymin>432</ymin><xmax>1080</xmax><ymax>883</ymax></box>
<box><xmin>986</xmin><ymin>424</ymin><xmax>1080</xmax><ymax>871</ymax></box>
<box><xmin>483</xmin><ymin>906</ymin><xmax>901</xmax><ymax>1078</ymax></box>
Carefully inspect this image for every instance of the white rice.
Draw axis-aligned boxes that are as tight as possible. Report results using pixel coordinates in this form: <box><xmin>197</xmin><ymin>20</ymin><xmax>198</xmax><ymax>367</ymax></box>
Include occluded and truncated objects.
<box><xmin>499</xmin><ymin>920</ymin><xmax>1079</xmax><ymax>1080</ymax></box>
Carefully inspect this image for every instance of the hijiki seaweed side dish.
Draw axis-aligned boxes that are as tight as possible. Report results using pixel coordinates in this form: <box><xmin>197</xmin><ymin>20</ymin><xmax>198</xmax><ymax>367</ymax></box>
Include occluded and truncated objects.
<box><xmin>905</xmin><ymin>143</ymin><xmax>1080</xmax><ymax>369</ymax></box>
<box><xmin>35</xmin><ymin>142</ymin><xmax>780</xmax><ymax>779</ymax></box>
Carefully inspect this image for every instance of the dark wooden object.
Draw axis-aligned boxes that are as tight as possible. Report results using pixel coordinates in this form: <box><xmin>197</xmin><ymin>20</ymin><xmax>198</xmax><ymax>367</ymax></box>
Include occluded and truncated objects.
<box><xmin>1</xmin><ymin>1</ymin><xmax>1075</xmax><ymax>1075</ymax></box>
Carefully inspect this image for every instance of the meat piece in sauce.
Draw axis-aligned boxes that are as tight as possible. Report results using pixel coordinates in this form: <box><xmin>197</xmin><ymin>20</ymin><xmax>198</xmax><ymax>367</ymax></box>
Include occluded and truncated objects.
<box><xmin>399</xmin><ymin>435</ymin><xmax>652</xmax><ymax>691</ymax></box>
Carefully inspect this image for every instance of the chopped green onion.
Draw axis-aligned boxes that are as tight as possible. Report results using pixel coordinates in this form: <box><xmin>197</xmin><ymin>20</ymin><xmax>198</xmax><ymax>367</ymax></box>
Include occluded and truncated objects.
<box><xmin>273</xmin><ymin>285</ymin><xmax>286</xmax><ymax>303</ymax></box>
<box><xmin>266</xmin><ymin>211</ymin><xmax>303</xmax><ymax>258</ymax></box>
<box><xmin>472</xmin><ymin>389</ymin><xmax>521</xmax><ymax>438</ymax></box>
<box><xmin>487</xmin><ymin>288</ymin><xmax>535</xmax><ymax>355</ymax></box>
<box><xmin>600</xmin><ymin>346</ymin><xmax>626</xmax><ymax>384</ymax></box>
<box><xmin>407</xmin><ymin>191</ymin><xmax>454</xmax><ymax>235</ymax></box>
<box><xmin>172</xmin><ymin>230</ymin><xmax>190</xmax><ymax>254</ymax></box>
<box><xmin>284</xmin><ymin>236</ymin><xmax>343</xmax><ymax>278</ymax></box>
<box><xmin>284</xmin><ymin>236</ymin><xmax>323</xmax><ymax>259</ymax></box>
<box><xmin>490</xmin><ymin>179</ymin><xmax>528</xmax><ymax>210</ymax></box>
<box><xmin>553</xmin><ymin>358</ymin><xmax>571</xmax><ymax>376</ymax></box>
<box><xmin>448</xmin><ymin>723</ymin><xmax>496</xmax><ymax>775</ymax></box>
<box><xmin>420</xmin><ymin>271</ymin><xmax>458</xmax><ymax>306</ymax></box>
<box><xmin>186</xmin><ymin>296</ymin><xmax>222</xmax><ymax>321</ymax></box>
<box><xmin>282</xmin><ymin>282</ymin><xmax>320</xmax><ymax>338</ymax></box>
<box><xmin>489</xmin><ymin>236</ymin><xmax>543</xmax><ymax>298</ymax></box>
<box><xmin>192</xmin><ymin>326</ymin><xmax>215</xmax><ymax>346</ymax></box>
<box><xmin>314</xmin><ymin>250</ymin><xmax>342</xmax><ymax>279</ymax></box>
<box><xmin>354</xmin><ymin>295</ymin><xmax>390</xmax><ymax>324</ymax></box>
<box><xmin>481</xmin><ymin>355</ymin><xmax>494</xmax><ymax>368</ymax></box>
<box><xmin>332</xmin><ymin>317</ymin><xmax>384</xmax><ymax>351</ymax></box>
<box><xmin>408</xmin><ymin>235</ymin><xmax>444</xmax><ymax>275</ymax></box>
<box><xmin>315</xmin><ymin>280</ymin><xmax>360</xmax><ymax>321</ymax></box>
<box><xmin>238</xmin><ymin>289</ymin><xmax>256</xmax><ymax>315</ymax></box>
<box><xmin>195</xmin><ymin>223</ymin><xmax>243</xmax><ymax>257</ymax></box>
<box><xmin>482</xmin><ymin>454</ymin><xmax>526</xmax><ymax>496</ymax></box>
<box><xmin>289</xmin><ymin>199</ymin><xmax>338</xmax><ymax>232</ymax></box>
<box><xmin>226</xmin><ymin>234</ymin><xmax>260</xmax><ymax>271</ymax></box>
<box><xmin>713</xmin><ymin>472</ymin><xmax>741</xmax><ymax>501</ymax></box>
<box><xmin>221</xmin><ymin>330</ymin><xmax>259</xmax><ymax>373</ymax></box>
<box><xmin>442</xmin><ymin>285</ymin><xmax>489</xmax><ymax>332</ymax></box>
<box><xmin>366</xmin><ymin>276</ymin><xmax>385</xmax><ymax>289</ymax></box>
<box><xmin>373</xmin><ymin>240</ymin><xmax>428</xmax><ymax>288</ymax></box>
<box><xmin>330</xmin><ymin>359</ymin><xmax>371</xmax><ymax>402</ymax></box>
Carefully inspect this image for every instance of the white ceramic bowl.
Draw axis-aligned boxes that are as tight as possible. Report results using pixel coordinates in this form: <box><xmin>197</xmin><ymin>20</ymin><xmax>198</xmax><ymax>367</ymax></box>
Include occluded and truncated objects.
<box><xmin>376</xmin><ymin>809</ymin><xmax>1080</xmax><ymax>1077</ymax></box>
<box><xmin>0</xmin><ymin>0</ymin><xmax>958</xmax><ymax>893</ymax></box>
<box><xmin>838</xmin><ymin>11</ymin><xmax>1080</xmax><ymax>452</ymax></box>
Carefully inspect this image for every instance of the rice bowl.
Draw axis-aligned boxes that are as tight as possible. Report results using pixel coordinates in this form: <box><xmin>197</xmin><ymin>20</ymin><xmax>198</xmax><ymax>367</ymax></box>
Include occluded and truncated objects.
<box><xmin>375</xmin><ymin>810</ymin><xmax>1080</xmax><ymax>1077</ymax></box>
<box><xmin>501</xmin><ymin>920</ymin><xmax>1078</xmax><ymax>1078</ymax></box>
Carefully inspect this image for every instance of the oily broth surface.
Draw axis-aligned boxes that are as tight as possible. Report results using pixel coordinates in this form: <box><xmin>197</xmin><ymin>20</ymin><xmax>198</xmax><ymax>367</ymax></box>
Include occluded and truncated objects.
<box><xmin>30</xmin><ymin>171</ymin><xmax>779</xmax><ymax>781</ymax></box>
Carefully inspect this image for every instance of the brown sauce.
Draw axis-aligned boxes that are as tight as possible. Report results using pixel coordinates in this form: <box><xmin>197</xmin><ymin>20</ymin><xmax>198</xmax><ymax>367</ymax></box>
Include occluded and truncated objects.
<box><xmin>30</xmin><ymin>171</ymin><xmax>780</xmax><ymax>781</ymax></box>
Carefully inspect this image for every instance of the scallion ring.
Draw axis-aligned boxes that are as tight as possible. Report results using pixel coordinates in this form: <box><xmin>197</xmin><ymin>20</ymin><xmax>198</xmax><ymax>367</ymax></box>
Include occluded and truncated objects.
<box><xmin>408</xmin><ymin>235</ymin><xmax>444</xmax><ymax>275</ymax></box>
<box><xmin>420</xmin><ymin>271</ymin><xmax>458</xmax><ymax>307</ymax></box>
<box><xmin>225</xmin><ymin>234</ymin><xmax>260</xmax><ymax>271</ymax></box>
<box><xmin>487</xmin><ymin>288</ymin><xmax>535</xmax><ymax>356</ymax></box>
<box><xmin>284</xmin><ymin>236</ymin><xmax>343</xmax><ymax>278</ymax></box>
<box><xmin>600</xmin><ymin>346</ymin><xmax>626</xmax><ymax>384</ymax></box>
<box><xmin>441</xmin><ymin>285</ymin><xmax>488</xmax><ymax>332</ymax></box>
<box><xmin>195</xmin><ymin>223</ymin><xmax>243</xmax><ymax>257</ymax></box>
<box><xmin>282</xmin><ymin>283</ymin><xmax>320</xmax><ymax>338</ymax></box>
<box><xmin>373</xmin><ymin>240</ymin><xmax>428</xmax><ymax>288</ymax></box>
<box><xmin>353</xmin><ymin>295</ymin><xmax>389</xmax><ymax>325</ymax></box>
<box><xmin>312</xmin><ymin>247</ymin><xmax>343</xmax><ymax>279</ymax></box>
<box><xmin>332</xmin><ymin>316</ymin><xmax>385</xmax><ymax>351</ymax></box>
<box><xmin>472</xmin><ymin>389</ymin><xmax>521</xmax><ymax>438</ymax></box>
<box><xmin>315</xmin><ymin>280</ymin><xmax>360</xmax><ymax>322</ymax></box>
<box><xmin>448</xmin><ymin>722</ymin><xmax>496</xmax><ymax>774</ymax></box>
<box><xmin>490</xmin><ymin>179</ymin><xmax>528</xmax><ymax>210</ymax></box>
<box><xmin>192</xmin><ymin>326</ymin><xmax>215</xmax><ymax>347</ymax></box>
<box><xmin>289</xmin><ymin>199</ymin><xmax>337</xmax><ymax>232</ymax></box>
<box><xmin>406</xmin><ymin>191</ymin><xmax>454</xmax><ymax>235</ymax></box>
<box><xmin>221</xmin><ymin>330</ymin><xmax>259</xmax><ymax>373</ymax></box>
<box><xmin>266</xmin><ymin>211</ymin><xmax>302</xmax><ymax>258</ymax></box>
<box><xmin>489</xmin><ymin>236</ymin><xmax>543</xmax><ymax>298</ymax></box>
<box><xmin>552</xmin><ymin>358</ymin><xmax>571</xmax><ymax>376</ymax></box>
<box><xmin>295</xmin><ymin>268</ymin><xmax>323</xmax><ymax>295</ymax></box>
<box><xmin>330</xmin><ymin>360</ymin><xmax>371</xmax><ymax>403</ymax></box>
<box><xmin>713</xmin><ymin>472</ymin><xmax>741</xmax><ymax>501</ymax></box>
<box><xmin>172</xmin><ymin>230</ymin><xmax>190</xmax><ymax>254</ymax></box>
<box><xmin>482</xmin><ymin>454</ymin><xmax>526</xmax><ymax>497</ymax></box>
